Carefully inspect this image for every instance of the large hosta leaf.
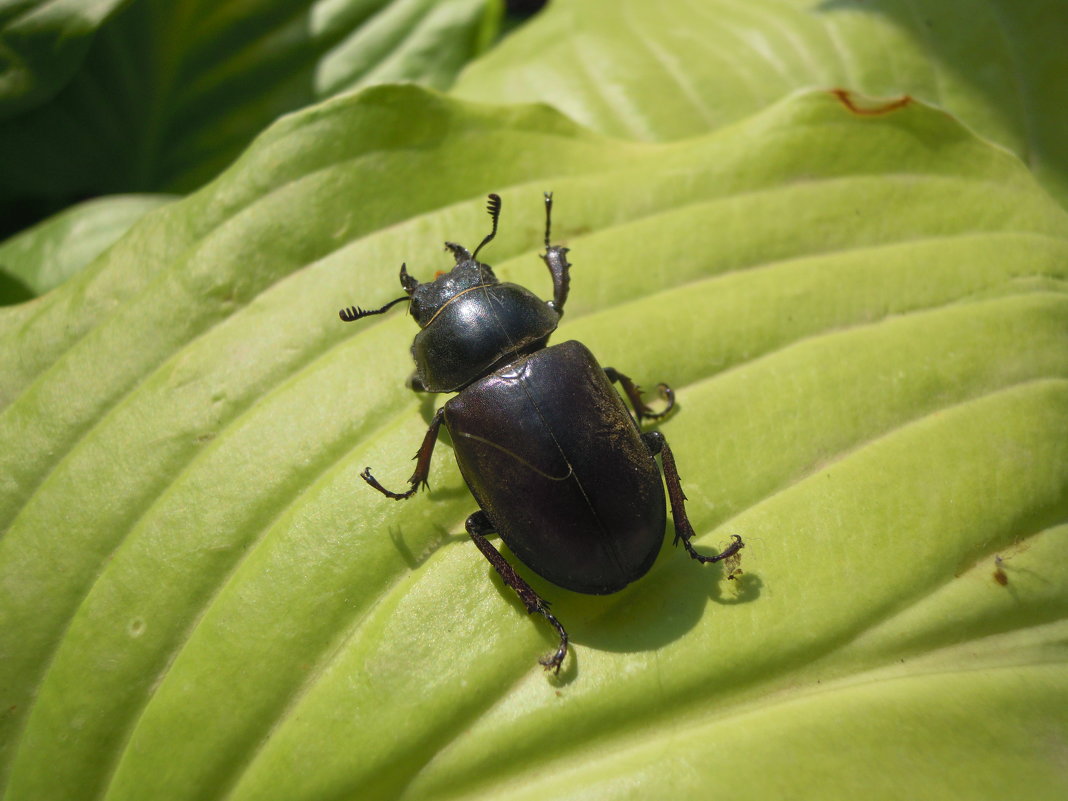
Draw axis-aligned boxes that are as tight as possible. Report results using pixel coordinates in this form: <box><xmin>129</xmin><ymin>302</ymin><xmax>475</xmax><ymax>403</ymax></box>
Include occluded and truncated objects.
<box><xmin>454</xmin><ymin>0</ymin><xmax>1068</xmax><ymax>205</ymax></box>
<box><xmin>1</xmin><ymin>85</ymin><xmax>1066</xmax><ymax>801</ymax></box>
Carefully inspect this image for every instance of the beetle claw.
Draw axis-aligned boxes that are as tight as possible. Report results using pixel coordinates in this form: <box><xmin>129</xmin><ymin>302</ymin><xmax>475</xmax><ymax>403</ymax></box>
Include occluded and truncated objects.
<box><xmin>535</xmin><ymin>608</ymin><xmax>568</xmax><ymax>674</ymax></box>
<box><xmin>539</xmin><ymin>653</ymin><xmax>565</xmax><ymax>674</ymax></box>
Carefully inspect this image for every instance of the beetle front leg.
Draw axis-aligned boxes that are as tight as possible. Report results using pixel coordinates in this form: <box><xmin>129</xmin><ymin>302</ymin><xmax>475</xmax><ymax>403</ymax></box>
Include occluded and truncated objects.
<box><xmin>466</xmin><ymin>510</ymin><xmax>569</xmax><ymax>674</ymax></box>
<box><xmin>642</xmin><ymin>431</ymin><xmax>745</xmax><ymax>564</ymax></box>
<box><xmin>605</xmin><ymin>368</ymin><xmax>675</xmax><ymax>423</ymax></box>
<box><xmin>361</xmin><ymin>407</ymin><xmax>445</xmax><ymax>500</ymax></box>
<box><xmin>541</xmin><ymin>192</ymin><xmax>572</xmax><ymax>316</ymax></box>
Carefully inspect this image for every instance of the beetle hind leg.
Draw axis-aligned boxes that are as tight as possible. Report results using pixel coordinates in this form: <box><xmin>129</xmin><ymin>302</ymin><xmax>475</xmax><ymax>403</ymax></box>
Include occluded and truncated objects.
<box><xmin>466</xmin><ymin>511</ymin><xmax>569</xmax><ymax>673</ymax></box>
<box><xmin>642</xmin><ymin>431</ymin><xmax>745</xmax><ymax>564</ymax></box>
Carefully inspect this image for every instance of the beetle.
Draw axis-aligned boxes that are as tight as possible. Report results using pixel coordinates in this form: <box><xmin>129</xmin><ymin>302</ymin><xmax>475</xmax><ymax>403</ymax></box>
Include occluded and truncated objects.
<box><xmin>340</xmin><ymin>193</ymin><xmax>744</xmax><ymax>672</ymax></box>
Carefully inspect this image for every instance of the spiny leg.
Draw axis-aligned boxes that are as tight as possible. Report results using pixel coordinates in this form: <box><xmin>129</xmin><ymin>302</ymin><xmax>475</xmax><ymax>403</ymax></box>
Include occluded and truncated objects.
<box><xmin>605</xmin><ymin>367</ymin><xmax>675</xmax><ymax>423</ymax></box>
<box><xmin>466</xmin><ymin>510</ymin><xmax>569</xmax><ymax>673</ymax></box>
<box><xmin>361</xmin><ymin>407</ymin><xmax>445</xmax><ymax>500</ymax></box>
<box><xmin>642</xmin><ymin>430</ymin><xmax>745</xmax><ymax>564</ymax></box>
<box><xmin>541</xmin><ymin>192</ymin><xmax>571</xmax><ymax>316</ymax></box>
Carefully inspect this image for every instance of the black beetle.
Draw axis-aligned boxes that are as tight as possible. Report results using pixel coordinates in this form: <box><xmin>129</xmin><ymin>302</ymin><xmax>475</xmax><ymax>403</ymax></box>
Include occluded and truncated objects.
<box><xmin>340</xmin><ymin>193</ymin><xmax>744</xmax><ymax>672</ymax></box>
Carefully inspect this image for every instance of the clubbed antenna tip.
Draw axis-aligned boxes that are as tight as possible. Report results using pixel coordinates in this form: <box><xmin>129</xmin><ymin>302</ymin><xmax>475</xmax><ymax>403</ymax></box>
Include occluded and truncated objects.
<box><xmin>472</xmin><ymin>193</ymin><xmax>502</xmax><ymax>259</ymax></box>
<box><xmin>339</xmin><ymin>295</ymin><xmax>408</xmax><ymax>322</ymax></box>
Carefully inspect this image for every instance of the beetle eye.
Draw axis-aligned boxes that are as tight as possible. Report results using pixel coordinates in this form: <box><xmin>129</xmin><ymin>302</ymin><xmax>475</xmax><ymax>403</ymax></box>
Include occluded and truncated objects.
<box><xmin>408</xmin><ymin>298</ymin><xmax>421</xmax><ymax>319</ymax></box>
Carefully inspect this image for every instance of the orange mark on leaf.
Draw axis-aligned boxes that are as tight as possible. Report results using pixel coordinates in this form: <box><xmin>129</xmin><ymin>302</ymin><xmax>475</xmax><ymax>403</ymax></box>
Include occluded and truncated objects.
<box><xmin>830</xmin><ymin>88</ymin><xmax>912</xmax><ymax>116</ymax></box>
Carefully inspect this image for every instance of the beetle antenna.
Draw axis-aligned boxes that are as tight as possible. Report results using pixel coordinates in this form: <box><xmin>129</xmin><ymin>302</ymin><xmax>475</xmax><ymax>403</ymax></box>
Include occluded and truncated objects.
<box><xmin>339</xmin><ymin>295</ymin><xmax>408</xmax><ymax>322</ymax></box>
<box><xmin>471</xmin><ymin>193</ymin><xmax>502</xmax><ymax>260</ymax></box>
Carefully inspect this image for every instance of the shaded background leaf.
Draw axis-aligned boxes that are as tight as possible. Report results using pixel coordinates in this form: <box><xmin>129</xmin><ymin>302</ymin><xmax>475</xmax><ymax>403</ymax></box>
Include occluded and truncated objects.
<box><xmin>1</xmin><ymin>83</ymin><xmax>1065</xmax><ymax>801</ymax></box>
<box><xmin>454</xmin><ymin>0</ymin><xmax>1068</xmax><ymax>205</ymax></box>
<box><xmin>0</xmin><ymin>0</ymin><xmax>499</xmax><ymax>238</ymax></box>
<box><xmin>0</xmin><ymin>193</ymin><xmax>174</xmax><ymax>303</ymax></box>
<box><xmin>0</xmin><ymin>0</ymin><xmax>132</xmax><ymax>117</ymax></box>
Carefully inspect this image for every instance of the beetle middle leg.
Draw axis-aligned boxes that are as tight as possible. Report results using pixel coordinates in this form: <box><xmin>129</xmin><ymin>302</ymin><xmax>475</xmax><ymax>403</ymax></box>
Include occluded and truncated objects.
<box><xmin>361</xmin><ymin>407</ymin><xmax>445</xmax><ymax>500</ymax></box>
<box><xmin>605</xmin><ymin>367</ymin><xmax>676</xmax><ymax>422</ymax></box>
<box><xmin>466</xmin><ymin>510</ymin><xmax>569</xmax><ymax>673</ymax></box>
<box><xmin>642</xmin><ymin>430</ymin><xmax>745</xmax><ymax>565</ymax></box>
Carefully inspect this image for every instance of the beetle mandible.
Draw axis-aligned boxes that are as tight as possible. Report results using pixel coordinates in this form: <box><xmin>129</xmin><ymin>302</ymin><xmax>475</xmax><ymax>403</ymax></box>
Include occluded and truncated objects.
<box><xmin>340</xmin><ymin>193</ymin><xmax>744</xmax><ymax>673</ymax></box>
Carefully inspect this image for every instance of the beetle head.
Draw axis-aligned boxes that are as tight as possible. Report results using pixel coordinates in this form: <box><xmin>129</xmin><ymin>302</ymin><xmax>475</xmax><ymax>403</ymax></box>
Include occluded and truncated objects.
<box><xmin>403</xmin><ymin>193</ymin><xmax>559</xmax><ymax>392</ymax></box>
<box><xmin>404</xmin><ymin>254</ymin><xmax>499</xmax><ymax>329</ymax></box>
<box><xmin>337</xmin><ymin>193</ymin><xmax>507</xmax><ymax>330</ymax></box>
<box><xmin>403</xmin><ymin>193</ymin><xmax>504</xmax><ymax>328</ymax></box>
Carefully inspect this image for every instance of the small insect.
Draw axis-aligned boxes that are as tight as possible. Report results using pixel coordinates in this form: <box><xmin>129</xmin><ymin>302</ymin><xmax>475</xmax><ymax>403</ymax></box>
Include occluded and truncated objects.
<box><xmin>723</xmin><ymin>547</ymin><xmax>744</xmax><ymax>582</ymax></box>
<box><xmin>992</xmin><ymin>555</ymin><xmax>1008</xmax><ymax>586</ymax></box>
<box><xmin>340</xmin><ymin>193</ymin><xmax>743</xmax><ymax>672</ymax></box>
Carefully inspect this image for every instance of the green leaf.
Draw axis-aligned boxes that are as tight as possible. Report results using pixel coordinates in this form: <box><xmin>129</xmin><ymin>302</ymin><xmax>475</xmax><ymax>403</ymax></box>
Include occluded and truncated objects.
<box><xmin>0</xmin><ymin>193</ymin><xmax>174</xmax><ymax>303</ymax></box>
<box><xmin>453</xmin><ymin>0</ymin><xmax>1068</xmax><ymax>205</ymax></box>
<box><xmin>1</xmin><ymin>85</ymin><xmax>1066</xmax><ymax>801</ymax></box>
<box><xmin>0</xmin><ymin>0</ymin><xmax>499</xmax><ymax>207</ymax></box>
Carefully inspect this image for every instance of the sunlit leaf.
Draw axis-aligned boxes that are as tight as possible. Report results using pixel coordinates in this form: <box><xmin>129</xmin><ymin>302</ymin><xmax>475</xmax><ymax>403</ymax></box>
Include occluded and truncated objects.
<box><xmin>454</xmin><ymin>0</ymin><xmax>1068</xmax><ymax>205</ymax></box>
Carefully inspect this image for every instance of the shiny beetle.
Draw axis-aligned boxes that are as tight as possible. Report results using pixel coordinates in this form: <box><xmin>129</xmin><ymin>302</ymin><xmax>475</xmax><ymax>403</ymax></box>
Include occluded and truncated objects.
<box><xmin>340</xmin><ymin>193</ymin><xmax>743</xmax><ymax>672</ymax></box>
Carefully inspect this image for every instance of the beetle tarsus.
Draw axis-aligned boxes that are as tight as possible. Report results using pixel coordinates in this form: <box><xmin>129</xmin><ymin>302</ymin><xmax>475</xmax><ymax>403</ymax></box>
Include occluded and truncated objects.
<box><xmin>362</xmin><ymin>407</ymin><xmax>447</xmax><ymax>500</ymax></box>
<box><xmin>649</xmin><ymin>384</ymin><xmax>676</xmax><ymax>418</ymax></box>
<box><xmin>360</xmin><ymin>467</ymin><xmax>418</xmax><ymax>500</ymax></box>
<box><xmin>606</xmin><ymin>370</ymin><xmax>676</xmax><ymax>423</ymax></box>
<box><xmin>358</xmin><ymin>407</ymin><xmax>443</xmax><ymax>500</ymax></box>
<box><xmin>537</xmin><ymin>609</ymin><xmax>569</xmax><ymax>674</ymax></box>
<box><xmin>681</xmin><ymin>533</ymin><xmax>745</xmax><ymax>565</ymax></box>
